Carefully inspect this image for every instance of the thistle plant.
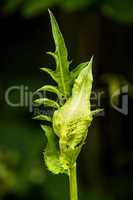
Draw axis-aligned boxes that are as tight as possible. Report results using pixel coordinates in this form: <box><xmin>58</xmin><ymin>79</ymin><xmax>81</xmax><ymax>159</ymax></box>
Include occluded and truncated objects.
<box><xmin>34</xmin><ymin>10</ymin><xmax>102</xmax><ymax>200</ymax></box>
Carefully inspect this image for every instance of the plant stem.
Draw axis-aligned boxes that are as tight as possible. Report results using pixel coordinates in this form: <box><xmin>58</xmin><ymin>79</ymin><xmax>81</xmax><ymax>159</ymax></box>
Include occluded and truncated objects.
<box><xmin>69</xmin><ymin>163</ymin><xmax>78</xmax><ymax>200</ymax></box>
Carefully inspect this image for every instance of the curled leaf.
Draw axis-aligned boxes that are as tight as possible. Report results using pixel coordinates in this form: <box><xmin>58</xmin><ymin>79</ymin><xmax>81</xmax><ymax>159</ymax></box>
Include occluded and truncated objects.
<box><xmin>33</xmin><ymin>115</ymin><xmax>52</xmax><ymax>122</ymax></box>
<box><xmin>36</xmin><ymin>85</ymin><xmax>62</xmax><ymax>98</ymax></box>
<box><xmin>34</xmin><ymin>98</ymin><xmax>59</xmax><ymax>109</ymax></box>
<box><xmin>41</xmin><ymin>125</ymin><xmax>68</xmax><ymax>174</ymax></box>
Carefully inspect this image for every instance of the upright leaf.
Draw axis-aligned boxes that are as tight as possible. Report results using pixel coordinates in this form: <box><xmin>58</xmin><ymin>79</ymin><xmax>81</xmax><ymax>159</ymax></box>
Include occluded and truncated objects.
<box><xmin>47</xmin><ymin>10</ymin><xmax>72</xmax><ymax>99</ymax></box>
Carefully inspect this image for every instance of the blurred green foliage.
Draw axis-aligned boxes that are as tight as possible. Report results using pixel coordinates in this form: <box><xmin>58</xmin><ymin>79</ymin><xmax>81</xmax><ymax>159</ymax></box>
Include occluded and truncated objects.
<box><xmin>0</xmin><ymin>124</ymin><xmax>46</xmax><ymax>197</ymax></box>
<box><xmin>2</xmin><ymin>0</ymin><xmax>133</xmax><ymax>23</ymax></box>
<box><xmin>101</xmin><ymin>0</ymin><xmax>133</xmax><ymax>24</ymax></box>
<box><xmin>61</xmin><ymin>0</ymin><xmax>95</xmax><ymax>11</ymax></box>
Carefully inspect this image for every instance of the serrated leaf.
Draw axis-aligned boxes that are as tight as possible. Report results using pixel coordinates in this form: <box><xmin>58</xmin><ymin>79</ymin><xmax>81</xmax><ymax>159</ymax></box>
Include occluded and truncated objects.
<box><xmin>34</xmin><ymin>98</ymin><xmax>59</xmax><ymax>109</ymax></box>
<box><xmin>41</xmin><ymin>125</ymin><xmax>68</xmax><ymax>174</ymax></box>
<box><xmin>48</xmin><ymin>9</ymin><xmax>72</xmax><ymax>99</ymax></box>
<box><xmin>33</xmin><ymin>115</ymin><xmax>52</xmax><ymax>122</ymax></box>
<box><xmin>40</xmin><ymin>11</ymin><xmax>91</xmax><ymax>104</ymax></box>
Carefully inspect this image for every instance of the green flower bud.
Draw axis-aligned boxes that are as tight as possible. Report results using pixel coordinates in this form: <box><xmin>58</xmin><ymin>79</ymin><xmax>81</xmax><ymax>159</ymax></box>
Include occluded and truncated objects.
<box><xmin>53</xmin><ymin>58</ymin><xmax>97</xmax><ymax>169</ymax></box>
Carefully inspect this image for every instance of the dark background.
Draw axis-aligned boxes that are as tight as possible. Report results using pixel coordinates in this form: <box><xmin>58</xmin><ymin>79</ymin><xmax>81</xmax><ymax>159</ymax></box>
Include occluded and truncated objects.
<box><xmin>0</xmin><ymin>1</ymin><xmax>132</xmax><ymax>200</ymax></box>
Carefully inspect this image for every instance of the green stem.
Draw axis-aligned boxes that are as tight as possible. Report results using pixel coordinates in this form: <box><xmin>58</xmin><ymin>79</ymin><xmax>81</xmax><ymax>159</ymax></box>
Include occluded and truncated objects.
<box><xmin>69</xmin><ymin>163</ymin><xmax>78</xmax><ymax>200</ymax></box>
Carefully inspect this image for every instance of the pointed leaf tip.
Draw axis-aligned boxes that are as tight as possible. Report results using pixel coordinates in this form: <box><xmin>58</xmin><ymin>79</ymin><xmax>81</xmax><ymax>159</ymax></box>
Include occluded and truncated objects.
<box><xmin>47</xmin><ymin>9</ymin><xmax>71</xmax><ymax>99</ymax></box>
<box><xmin>48</xmin><ymin>9</ymin><xmax>53</xmax><ymax>17</ymax></box>
<box><xmin>86</xmin><ymin>56</ymin><xmax>94</xmax><ymax>81</ymax></box>
<box><xmin>91</xmin><ymin>108</ymin><xmax>104</xmax><ymax>116</ymax></box>
<box><xmin>90</xmin><ymin>56</ymin><xmax>94</xmax><ymax>65</ymax></box>
<box><xmin>46</xmin><ymin>51</ymin><xmax>56</xmax><ymax>59</ymax></box>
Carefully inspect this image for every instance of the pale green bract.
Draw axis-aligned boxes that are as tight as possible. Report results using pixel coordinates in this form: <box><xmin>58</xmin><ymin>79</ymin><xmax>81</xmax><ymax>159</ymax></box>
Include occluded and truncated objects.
<box><xmin>34</xmin><ymin>10</ymin><xmax>102</xmax><ymax>175</ymax></box>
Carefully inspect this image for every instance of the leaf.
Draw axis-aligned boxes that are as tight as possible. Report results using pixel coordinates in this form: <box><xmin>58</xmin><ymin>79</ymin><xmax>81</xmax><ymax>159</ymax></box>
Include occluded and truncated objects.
<box><xmin>36</xmin><ymin>85</ymin><xmax>62</xmax><ymax>98</ymax></box>
<box><xmin>41</xmin><ymin>125</ymin><xmax>68</xmax><ymax>174</ymax></box>
<box><xmin>91</xmin><ymin>109</ymin><xmax>104</xmax><ymax>116</ymax></box>
<box><xmin>33</xmin><ymin>115</ymin><xmax>52</xmax><ymax>122</ymax></box>
<box><xmin>40</xmin><ymin>11</ymin><xmax>91</xmax><ymax>104</ymax></box>
<box><xmin>72</xmin><ymin>57</ymin><xmax>93</xmax><ymax>103</ymax></box>
<box><xmin>71</xmin><ymin>61</ymin><xmax>90</xmax><ymax>80</ymax></box>
<box><xmin>40</xmin><ymin>68</ymin><xmax>58</xmax><ymax>82</ymax></box>
<box><xmin>48</xmin><ymin>9</ymin><xmax>72</xmax><ymax>99</ymax></box>
<box><xmin>34</xmin><ymin>98</ymin><xmax>59</xmax><ymax>109</ymax></box>
<box><xmin>46</xmin><ymin>51</ymin><xmax>57</xmax><ymax>59</ymax></box>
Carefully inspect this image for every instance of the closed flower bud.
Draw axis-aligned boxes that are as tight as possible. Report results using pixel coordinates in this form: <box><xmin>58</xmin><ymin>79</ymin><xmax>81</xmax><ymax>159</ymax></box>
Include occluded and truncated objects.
<box><xmin>53</xmin><ymin>58</ymin><xmax>99</xmax><ymax>169</ymax></box>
